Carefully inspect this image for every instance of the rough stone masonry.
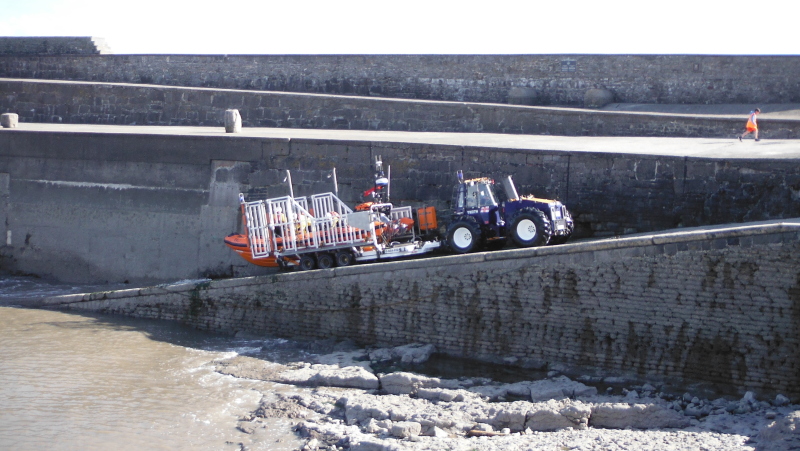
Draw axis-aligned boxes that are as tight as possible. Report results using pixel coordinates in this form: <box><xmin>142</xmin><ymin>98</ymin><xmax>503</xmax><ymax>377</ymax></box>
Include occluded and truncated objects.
<box><xmin>44</xmin><ymin>222</ymin><xmax>800</xmax><ymax>400</ymax></box>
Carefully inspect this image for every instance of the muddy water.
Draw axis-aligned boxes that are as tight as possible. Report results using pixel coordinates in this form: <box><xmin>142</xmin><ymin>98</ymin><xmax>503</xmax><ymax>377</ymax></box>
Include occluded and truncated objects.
<box><xmin>0</xmin><ymin>305</ymin><xmax>305</xmax><ymax>450</ymax></box>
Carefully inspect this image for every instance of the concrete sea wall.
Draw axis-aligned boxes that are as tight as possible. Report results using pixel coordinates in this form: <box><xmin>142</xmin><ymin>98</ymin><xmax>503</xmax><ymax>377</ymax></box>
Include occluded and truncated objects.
<box><xmin>1</xmin><ymin>54</ymin><xmax>799</xmax><ymax>106</ymax></box>
<box><xmin>3</xmin><ymin>78</ymin><xmax>800</xmax><ymax>138</ymax></box>
<box><xmin>2</xmin><ymin>127</ymin><xmax>800</xmax><ymax>284</ymax></box>
<box><xmin>42</xmin><ymin>221</ymin><xmax>800</xmax><ymax>399</ymax></box>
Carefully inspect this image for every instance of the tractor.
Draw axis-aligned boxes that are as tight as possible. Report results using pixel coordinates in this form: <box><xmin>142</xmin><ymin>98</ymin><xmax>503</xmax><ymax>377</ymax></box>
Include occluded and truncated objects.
<box><xmin>445</xmin><ymin>171</ymin><xmax>573</xmax><ymax>253</ymax></box>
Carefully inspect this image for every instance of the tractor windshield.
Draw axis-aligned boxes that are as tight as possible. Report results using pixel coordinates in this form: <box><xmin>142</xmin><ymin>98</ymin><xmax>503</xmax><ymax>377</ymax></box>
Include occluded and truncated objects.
<box><xmin>466</xmin><ymin>182</ymin><xmax>498</xmax><ymax>209</ymax></box>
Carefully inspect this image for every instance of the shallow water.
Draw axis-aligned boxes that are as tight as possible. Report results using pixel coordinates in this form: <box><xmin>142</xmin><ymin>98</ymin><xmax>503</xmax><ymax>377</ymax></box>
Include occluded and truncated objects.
<box><xmin>0</xmin><ymin>305</ymin><xmax>305</xmax><ymax>450</ymax></box>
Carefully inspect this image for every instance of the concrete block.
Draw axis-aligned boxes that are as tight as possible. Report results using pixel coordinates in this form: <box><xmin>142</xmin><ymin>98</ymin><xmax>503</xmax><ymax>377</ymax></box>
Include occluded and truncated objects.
<box><xmin>224</xmin><ymin>109</ymin><xmax>242</xmax><ymax>133</ymax></box>
<box><xmin>1</xmin><ymin>113</ymin><xmax>18</xmax><ymax>128</ymax></box>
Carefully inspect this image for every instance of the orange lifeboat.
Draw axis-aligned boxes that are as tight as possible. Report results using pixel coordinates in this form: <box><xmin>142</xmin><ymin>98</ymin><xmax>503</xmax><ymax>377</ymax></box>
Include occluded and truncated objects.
<box><xmin>223</xmin><ymin>233</ymin><xmax>280</xmax><ymax>267</ymax></box>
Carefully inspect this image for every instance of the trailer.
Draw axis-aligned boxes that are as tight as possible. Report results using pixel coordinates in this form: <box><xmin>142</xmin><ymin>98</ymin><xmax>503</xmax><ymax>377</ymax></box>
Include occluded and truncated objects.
<box><xmin>232</xmin><ymin>190</ymin><xmax>441</xmax><ymax>270</ymax></box>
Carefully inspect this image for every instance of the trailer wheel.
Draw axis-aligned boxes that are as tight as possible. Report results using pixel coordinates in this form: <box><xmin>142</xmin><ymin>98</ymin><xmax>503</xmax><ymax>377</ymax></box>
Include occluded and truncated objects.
<box><xmin>335</xmin><ymin>251</ymin><xmax>354</xmax><ymax>267</ymax></box>
<box><xmin>508</xmin><ymin>208</ymin><xmax>551</xmax><ymax>247</ymax></box>
<box><xmin>446</xmin><ymin>217</ymin><xmax>481</xmax><ymax>254</ymax></box>
<box><xmin>298</xmin><ymin>254</ymin><xmax>316</xmax><ymax>271</ymax></box>
<box><xmin>317</xmin><ymin>253</ymin><xmax>334</xmax><ymax>269</ymax></box>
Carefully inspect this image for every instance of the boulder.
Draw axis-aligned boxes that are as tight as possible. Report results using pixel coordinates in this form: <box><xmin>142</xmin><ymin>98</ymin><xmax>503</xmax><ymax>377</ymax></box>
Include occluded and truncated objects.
<box><xmin>488</xmin><ymin>401</ymin><xmax>530</xmax><ymax>431</ymax></box>
<box><xmin>468</xmin><ymin>384</ymin><xmax>509</xmax><ymax>401</ymax></box>
<box><xmin>369</xmin><ymin>343</ymin><xmax>436</xmax><ymax>364</ymax></box>
<box><xmin>522</xmin><ymin>400</ymin><xmax>591</xmax><ymax>432</ymax></box>
<box><xmin>380</xmin><ymin>372</ymin><xmax>442</xmax><ymax>395</ymax></box>
<box><xmin>590</xmin><ymin>402</ymin><xmax>691</xmax><ymax>429</ymax></box>
<box><xmin>525</xmin><ymin>406</ymin><xmax>576</xmax><ymax>432</ymax></box>
<box><xmin>416</xmin><ymin>387</ymin><xmax>474</xmax><ymax>402</ymax></box>
<box><xmin>529</xmin><ymin>376</ymin><xmax>598</xmax><ymax>401</ymax></box>
<box><xmin>310</xmin><ymin>366</ymin><xmax>379</xmax><ymax>390</ymax></box>
<box><xmin>391</xmin><ymin>421</ymin><xmax>421</xmax><ymax>438</ymax></box>
<box><xmin>279</xmin><ymin>364</ymin><xmax>379</xmax><ymax>390</ymax></box>
<box><xmin>584</xmin><ymin>88</ymin><xmax>614</xmax><ymax>108</ymax></box>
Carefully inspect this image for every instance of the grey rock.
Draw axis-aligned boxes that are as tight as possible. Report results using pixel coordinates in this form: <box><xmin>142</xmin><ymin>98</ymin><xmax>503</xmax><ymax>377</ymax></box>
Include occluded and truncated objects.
<box><xmin>591</xmin><ymin>402</ymin><xmax>691</xmax><ymax>429</ymax></box>
<box><xmin>525</xmin><ymin>406</ymin><xmax>576</xmax><ymax>432</ymax></box>
<box><xmin>279</xmin><ymin>364</ymin><xmax>378</xmax><ymax>390</ymax></box>
<box><xmin>380</xmin><ymin>372</ymin><xmax>442</xmax><ymax>395</ymax></box>
<box><xmin>488</xmin><ymin>402</ymin><xmax>530</xmax><ymax>431</ymax></box>
<box><xmin>391</xmin><ymin>421</ymin><xmax>421</xmax><ymax>438</ymax></box>
<box><xmin>529</xmin><ymin>376</ymin><xmax>597</xmax><ymax>402</ymax></box>
<box><xmin>369</xmin><ymin>343</ymin><xmax>436</xmax><ymax>365</ymax></box>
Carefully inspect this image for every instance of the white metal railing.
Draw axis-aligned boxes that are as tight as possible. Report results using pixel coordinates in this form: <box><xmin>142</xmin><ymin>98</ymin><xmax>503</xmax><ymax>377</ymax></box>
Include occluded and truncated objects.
<box><xmin>243</xmin><ymin>200</ymin><xmax>271</xmax><ymax>258</ymax></box>
<box><xmin>242</xmin><ymin>192</ymin><xmax>376</xmax><ymax>259</ymax></box>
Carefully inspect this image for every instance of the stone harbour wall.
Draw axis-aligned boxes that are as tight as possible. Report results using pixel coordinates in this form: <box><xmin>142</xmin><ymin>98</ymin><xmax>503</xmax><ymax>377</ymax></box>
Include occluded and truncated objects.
<box><xmin>1</xmin><ymin>54</ymin><xmax>799</xmax><ymax>105</ymax></box>
<box><xmin>3</xmin><ymin>78</ymin><xmax>800</xmax><ymax>138</ymax></box>
<box><xmin>43</xmin><ymin>222</ymin><xmax>800</xmax><ymax>399</ymax></box>
<box><xmin>2</xmin><ymin>127</ymin><xmax>800</xmax><ymax>284</ymax></box>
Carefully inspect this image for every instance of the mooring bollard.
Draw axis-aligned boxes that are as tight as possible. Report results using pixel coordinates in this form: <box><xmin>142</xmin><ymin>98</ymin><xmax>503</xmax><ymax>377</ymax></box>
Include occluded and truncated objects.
<box><xmin>1</xmin><ymin>113</ymin><xmax>19</xmax><ymax>128</ymax></box>
<box><xmin>224</xmin><ymin>109</ymin><xmax>241</xmax><ymax>133</ymax></box>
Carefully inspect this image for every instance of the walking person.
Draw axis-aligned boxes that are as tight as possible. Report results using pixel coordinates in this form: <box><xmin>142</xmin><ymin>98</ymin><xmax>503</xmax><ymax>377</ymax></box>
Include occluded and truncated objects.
<box><xmin>739</xmin><ymin>108</ymin><xmax>761</xmax><ymax>142</ymax></box>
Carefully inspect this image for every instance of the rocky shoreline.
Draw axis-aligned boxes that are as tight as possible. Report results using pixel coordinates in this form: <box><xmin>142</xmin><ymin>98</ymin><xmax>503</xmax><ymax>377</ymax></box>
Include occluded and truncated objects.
<box><xmin>215</xmin><ymin>343</ymin><xmax>799</xmax><ymax>451</ymax></box>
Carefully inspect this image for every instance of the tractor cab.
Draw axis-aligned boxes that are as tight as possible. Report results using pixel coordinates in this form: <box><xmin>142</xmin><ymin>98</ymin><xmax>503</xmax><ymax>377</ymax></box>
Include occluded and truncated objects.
<box><xmin>453</xmin><ymin>176</ymin><xmax>503</xmax><ymax>230</ymax></box>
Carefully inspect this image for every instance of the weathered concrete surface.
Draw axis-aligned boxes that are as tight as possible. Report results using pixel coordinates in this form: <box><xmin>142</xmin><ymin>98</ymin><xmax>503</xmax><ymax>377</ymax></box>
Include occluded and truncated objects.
<box><xmin>1</xmin><ymin>123</ymin><xmax>800</xmax><ymax>284</ymax></box>
<box><xmin>4</xmin><ymin>122</ymin><xmax>800</xmax><ymax>158</ymax></box>
<box><xmin>38</xmin><ymin>220</ymin><xmax>800</xmax><ymax>399</ymax></box>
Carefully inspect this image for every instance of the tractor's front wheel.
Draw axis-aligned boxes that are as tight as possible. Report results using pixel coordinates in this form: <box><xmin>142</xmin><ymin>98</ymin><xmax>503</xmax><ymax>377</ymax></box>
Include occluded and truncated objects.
<box><xmin>508</xmin><ymin>208</ymin><xmax>551</xmax><ymax>248</ymax></box>
<box><xmin>446</xmin><ymin>218</ymin><xmax>482</xmax><ymax>254</ymax></box>
<box><xmin>550</xmin><ymin>221</ymin><xmax>574</xmax><ymax>245</ymax></box>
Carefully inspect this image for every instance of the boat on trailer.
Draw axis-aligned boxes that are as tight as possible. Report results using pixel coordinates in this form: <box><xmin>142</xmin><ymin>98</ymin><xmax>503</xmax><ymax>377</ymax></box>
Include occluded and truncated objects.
<box><xmin>225</xmin><ymin>158</ymin><xmax>442</xmax><ymax>271</ymax></box>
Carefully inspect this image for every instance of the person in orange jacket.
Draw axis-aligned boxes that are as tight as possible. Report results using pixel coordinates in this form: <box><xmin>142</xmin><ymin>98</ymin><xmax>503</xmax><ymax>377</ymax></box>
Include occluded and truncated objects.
<box><xmin>739</xmin><ymin>108</ymin><xmax>761</xmax><ymax>142</ymax></box>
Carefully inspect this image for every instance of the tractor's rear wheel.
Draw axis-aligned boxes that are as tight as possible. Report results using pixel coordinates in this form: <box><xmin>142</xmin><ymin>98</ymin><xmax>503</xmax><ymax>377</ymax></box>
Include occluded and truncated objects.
<box><xmin>317</xmin><ymin>253</ymin><xmax>334</xmax><ymax>269</ymax></box>
<box><xmin>508</xmin><ymin>208</ymin><xmax>551</xmax><ymax>248</ymax></box>
<box><xmin>298</xmin><ymin>254</ymin><xmax>316</xmax><ymax>271</ymax></box>
<box><xmin>447</xmin><ymin>218</ymin><xmax>481</xmax><ymax>254</ymax></box>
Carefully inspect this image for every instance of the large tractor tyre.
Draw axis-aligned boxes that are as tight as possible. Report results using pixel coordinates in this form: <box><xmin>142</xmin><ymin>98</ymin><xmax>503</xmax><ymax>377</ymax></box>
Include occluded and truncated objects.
<box><xmin>508</xmin><ymin>208</ymin><xmax>551</xmax><ymax>248</ymax></box>
<box><xmin>298</xmin><ymin>254</ymin><xmax>316</xmax><ymax>271</ymax></box>
<box><xmin>335</xmin><ymin>250</ymin><xmax>354</xmax><ymax>267</ymax></box>
<box><xmin>550</xmin><ymin>221</ymin><xmax>574</xmax><ymax>245</ymax></box>
<box><xmin>446</xmin><ymin>218</ymin><xmax>482</xmax><ymax>254</ymax></box>
<box><xmin>316</xmin><ymin>253</ymin><xmax>335</xmax><ymax>269</ymax></box>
